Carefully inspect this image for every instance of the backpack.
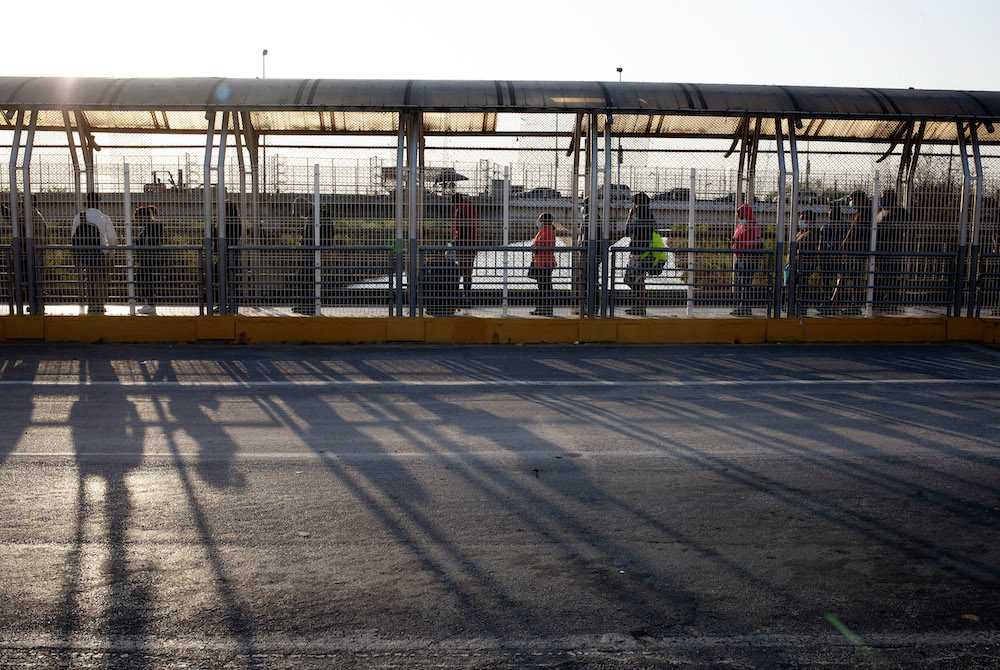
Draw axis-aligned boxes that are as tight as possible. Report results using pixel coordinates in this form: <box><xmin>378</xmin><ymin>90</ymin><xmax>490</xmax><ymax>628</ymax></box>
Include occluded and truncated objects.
<box><xmin>644</xmin><ymin>231</ymin><xmax>668</xmax><ymax>275</ymax></box>
<box><xmin>72</xmin><ymin>211</ymin><xmax>101</xmax><ymax>247</ymax></box>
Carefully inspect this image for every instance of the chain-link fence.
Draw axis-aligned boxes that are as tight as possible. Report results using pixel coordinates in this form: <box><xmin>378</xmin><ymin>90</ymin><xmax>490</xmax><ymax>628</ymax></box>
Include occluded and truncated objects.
<box><xmin>2</xmin><ymin>114</ymin><xmax>998</xmax><ymax>319</ymax></box>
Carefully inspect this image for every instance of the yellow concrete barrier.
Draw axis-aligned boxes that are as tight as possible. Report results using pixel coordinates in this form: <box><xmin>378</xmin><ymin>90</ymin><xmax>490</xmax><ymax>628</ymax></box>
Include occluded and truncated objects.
<box><xmin>0</xmin><ymin>315</ymin><xmax>996</xmax><ymax>345</ymax></box>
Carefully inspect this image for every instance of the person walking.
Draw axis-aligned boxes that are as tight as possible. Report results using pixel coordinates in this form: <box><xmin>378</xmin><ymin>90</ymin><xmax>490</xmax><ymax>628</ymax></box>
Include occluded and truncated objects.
<box><xmin>731</xmin><ymin>203</ymin><xmax>762</xmax><ymax>316</ymax></box>
<box><xmin>70</xmin><ymin>192</ymin><xmax>117</xmax><ymax>315</ymax></box>
<box><xmin>528</xmin><ymin>212</ymin><xmax>557</xmax><ymax>316</ymax></box>
<box><xmin>451</xmin><ymin>192</ymin><xmax>479</xmax><ymax>310</ymax></box>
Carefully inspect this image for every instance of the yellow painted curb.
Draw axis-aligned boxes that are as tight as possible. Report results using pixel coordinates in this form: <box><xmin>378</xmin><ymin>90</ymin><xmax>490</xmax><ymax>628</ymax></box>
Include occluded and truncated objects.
<box><xmin>0</xmin><ymin>315</ymin><xmax>997</xmax><ymax>345</ymax></box>
<box><xmin>235</xmin><ymin>317</ymin><xmax>387</xmax><ymax>344</ymax></box>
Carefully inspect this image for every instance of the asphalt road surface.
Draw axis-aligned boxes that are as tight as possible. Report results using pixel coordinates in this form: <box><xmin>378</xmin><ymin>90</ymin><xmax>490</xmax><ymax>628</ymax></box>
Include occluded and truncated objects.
<box><xmin>1</xmin><ymin>343</ymin><xmax>999</xmax><ymax>669</ymax></box>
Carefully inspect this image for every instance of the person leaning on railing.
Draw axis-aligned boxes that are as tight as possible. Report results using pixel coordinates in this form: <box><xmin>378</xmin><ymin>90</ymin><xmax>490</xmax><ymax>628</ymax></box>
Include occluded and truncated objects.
<box><xmin>70</xmin><ymin>192</ymin><xmax>117</xmax><ymax>315</ymax></box>
<box><xmin>730</xmin><ymin>203</ymin><xmax>762</xmax><ymax>317</ymax></box>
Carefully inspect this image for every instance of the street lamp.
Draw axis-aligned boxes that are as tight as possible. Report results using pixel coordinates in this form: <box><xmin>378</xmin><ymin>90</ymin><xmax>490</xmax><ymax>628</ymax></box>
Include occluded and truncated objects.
<box><xmin>262</xmin><ymin>49</ymin><xmax>268</xmax><ymax>79</ymax></box>
<box><xmin>616</xmin><ymin>67</ymin><xmax>622</xmax><ymax>82</ymax></box>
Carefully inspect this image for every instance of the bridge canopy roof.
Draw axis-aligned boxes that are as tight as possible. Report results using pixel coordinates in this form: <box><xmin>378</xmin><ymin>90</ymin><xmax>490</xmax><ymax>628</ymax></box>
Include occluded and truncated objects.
<box><xmin>2</xmin><ymin>77</ymin><xmax>999</xmax><ymax>143</ymax></box>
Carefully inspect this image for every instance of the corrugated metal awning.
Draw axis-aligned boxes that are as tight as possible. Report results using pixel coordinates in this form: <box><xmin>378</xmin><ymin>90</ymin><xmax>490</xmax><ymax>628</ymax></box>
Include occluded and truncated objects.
<box><xmin>1</xmin><ymin>77</ymin><xmax>998</xmax><ymax>142</ymax></box>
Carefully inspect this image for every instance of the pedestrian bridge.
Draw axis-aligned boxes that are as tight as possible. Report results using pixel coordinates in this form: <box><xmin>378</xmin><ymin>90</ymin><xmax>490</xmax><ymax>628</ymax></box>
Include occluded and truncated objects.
<box><xmin>2</xmin><ymin>77</ymin><xmax>999</xmax><ymax>343</ymax></box>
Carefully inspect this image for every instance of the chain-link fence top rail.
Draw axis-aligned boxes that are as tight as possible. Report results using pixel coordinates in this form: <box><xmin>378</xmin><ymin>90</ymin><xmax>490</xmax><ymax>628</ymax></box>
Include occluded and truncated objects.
<box><xmin>2</xmin><ymin>80</ymin><xmax>999</xmax><ymax>317</ymax></box>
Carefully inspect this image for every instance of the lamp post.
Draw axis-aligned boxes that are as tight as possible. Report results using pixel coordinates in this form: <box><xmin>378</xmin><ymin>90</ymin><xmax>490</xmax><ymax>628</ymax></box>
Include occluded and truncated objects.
<box><xmin>262</xmin><ymin>49</ymin><xmax>268</xmax><ymax>79</ymax></box>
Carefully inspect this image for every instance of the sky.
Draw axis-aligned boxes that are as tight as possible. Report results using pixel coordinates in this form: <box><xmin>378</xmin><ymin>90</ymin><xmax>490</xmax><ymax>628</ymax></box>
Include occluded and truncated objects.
<box><xmin>5</xmin><ymin>0</ymin><xmax>1000</xmax><ymax>91</ymax></box>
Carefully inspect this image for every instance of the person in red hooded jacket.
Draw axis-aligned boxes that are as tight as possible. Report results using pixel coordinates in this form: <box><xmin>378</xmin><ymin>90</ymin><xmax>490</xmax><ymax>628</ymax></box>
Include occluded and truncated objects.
<box><xmin>451</xmin><ymin>193</ymin><xmax>480</xmax><ymax>309</ymax></box>
<box><xmin>731</xmin><ymin>203</ymin><xmax>762</xmax><ymax>316</ymax></box>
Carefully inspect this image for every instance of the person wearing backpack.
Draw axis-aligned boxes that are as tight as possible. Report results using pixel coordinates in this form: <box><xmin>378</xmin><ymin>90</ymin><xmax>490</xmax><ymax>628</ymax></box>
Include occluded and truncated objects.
<box><xmin>71</xmin><ymin>192</ymin><xmax>117</xmax><ymax>315</ymax></box>
<box><xmin>622</xmin><ymin>192</ymin><xmax>658</xmax><ymax>316</ymax></box>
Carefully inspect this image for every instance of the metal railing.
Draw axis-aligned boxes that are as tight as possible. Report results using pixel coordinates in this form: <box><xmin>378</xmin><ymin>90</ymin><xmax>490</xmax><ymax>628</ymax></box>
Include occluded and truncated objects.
<box><xmin>3</xmin><ymin>239</ymin><xmax>1000</xmax><ymax>318</ymax></box>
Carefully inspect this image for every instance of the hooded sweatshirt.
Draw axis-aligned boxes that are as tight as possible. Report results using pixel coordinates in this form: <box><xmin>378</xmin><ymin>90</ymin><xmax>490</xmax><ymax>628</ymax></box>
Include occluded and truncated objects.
<box><xmin>732</xmin><ymin>204</ymin><xmax>761</xmax><ymax>250</ymax></box>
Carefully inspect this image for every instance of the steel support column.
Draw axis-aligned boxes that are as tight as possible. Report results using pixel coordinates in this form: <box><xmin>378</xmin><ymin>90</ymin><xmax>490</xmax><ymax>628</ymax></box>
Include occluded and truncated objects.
<box><xmin>8</xmin><ymin>110</ymin><xmax>24</xmax><ymax>314</ymax></box>
<box><xmin>203</xmin><ymin>111</ymin><xmax>217</xmax><ymax>315</ymax></box>
<box><xmin>955</xmin><ymin>123</ymin><xmax>972</xmax><ymax>315</ymax></box>
<box><xmin>967</xmin><ymin>124</ymin><xmax>984</xmax><ymax>317</ymax></box>
<box><xmin>787</xmin><ymin>118</ymin><xmax>801</xmax><ymax>316</ymax></box>
<box><xmin>21</xmin><ymin>110</ymin><xmax>38</xmax><ymax>314</ymax></box>
<box><xmin>773</xmin><ymin>118</ymin><xmax>787</xmax><ymax>316</ymax></box>
<box><xmin>601</xmin><ymin>114</ymin><xmax>612</xmax><ymax>318</ymax></box>
<box><xmin>406</xmin><ymin>112</ymin><xmax>422</xmax><ymax>316</ymax></box>
<box><xmin>216</xmin><ymin>111</ymin><xmax>231</xmax><ymax>314</ymax></box>
<box><xmin>394</xmin><ymin>119</ymin><xmax>405</xmax><ymax>316</ymax></box>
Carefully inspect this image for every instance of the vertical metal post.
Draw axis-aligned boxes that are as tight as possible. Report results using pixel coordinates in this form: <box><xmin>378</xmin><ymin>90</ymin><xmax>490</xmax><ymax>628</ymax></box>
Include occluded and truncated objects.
<box><xmin>216</xmin><ymin>112</ymin><xmax>230</xmax><ymax>315</ymax></box>
<box><xmin>787</xmin><ymin>118</ymin><xmax>801</xmax><ymax>317</ymax></box>
<box><xmin>866</xmin><ymin>170</ymin><xmax>880</xmax><ymax>318</ymax></box>
<box><xmin>7</xmin><ymin>109</ymin><xmax>24</xmax><ymax>314</ymax></box>
<box><xmin>314</xmin><ymin>164</ymin><xmax>322</xmax><ymax>315</ymax></box>
<box><xmin>955</xmin><ymin>123</ymin><xmax>971</xmax><ymax>315</ymax></box>
<box><xmin>395</xmin><ymin>120</ymin><xmax>405</xmax><ymax>316</ymax></box>
<box><xmin>773</xmin><ymin>118</ymin><xmax>787</xmax><ymax>316</ymax></box>
<box><xmin>687</xmin><ymin>168</ymin><xmax>696</xmax><ymax>317</ymax></box>
<box><xmin>22</xmin><ymin>110</ymin><xmax>39</xmax><ymax>314</ymax></box>
<box><xmin>63</xmin><ymin>111</ymin><xmax>83</xmax><ymax>212</ymax></box>
<box><xmin>601</xmin><ymin>114</ymin><xmax>612</xmax><ymax>318</ymax></box>
<box><xmin>241</xmin><ymin>112</ymin><xmax>261</xmax><ymax>306</ymax></box>
<box><xmin>967</xmin><ymin>124</ymin><xmax>984</xmax><ymax>317</ymax></box>
<box><xmin>124</xmin><ymin>163</ymin><xmax>135</xmax><ymax>316</ymax></box>
<box><xmin>735</xmin><ymin>119</ymin><xmax>748</xmax><ymax>209</ymax></box>
<box><xmin>502</xmin><ymin>166</ymin><xmax>510</xmax><ymax>317</ymax></box>
<box><xmin>8</xmin><ymin>110</ymin><xmax>24</xmax><ymax>314</ymax></box>
<box><xmin>75</xmin><ymin>112</ymin><xmax>95</xmax><ymax>194</ymax></box>
<box><xmin>407</xmin><ymin>112</ymin><xmax>420</xmax><ymax>316</ymax></box>
<box><xmin>203</xmin><ymin>110</ymin><xmax>217</xmax><ymax>314</ymax></box>
<box><xmin>586</xmin><ymin>115</ymin><xmax>597</xmax><ymax>318</ymax></box>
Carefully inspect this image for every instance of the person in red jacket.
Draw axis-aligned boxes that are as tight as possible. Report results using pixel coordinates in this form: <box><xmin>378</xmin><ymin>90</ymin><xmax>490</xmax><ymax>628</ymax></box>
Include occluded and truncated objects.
<box><xmin>451</xmin><ymin>193</ymin><xmax>480</xmax><ymax>308</ymax></box>
<box><xmin>529</xmin><ymin>213</ymin><xmax>557</xmax><ymax>316</ymax></box>
<box><xmin>731</xmin><ymin>203</ymin><xmax>762</xmax><ymax>316</ymax></box>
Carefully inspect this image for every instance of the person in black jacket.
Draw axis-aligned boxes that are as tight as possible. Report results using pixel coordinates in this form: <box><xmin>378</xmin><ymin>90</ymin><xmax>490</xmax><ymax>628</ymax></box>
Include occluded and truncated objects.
<box><xmin>838</xmin><ymin>190</ymin><xmax>873</xmax><ymax>315</ymax></box>
<box><xmin>133</xmin><ymin>206</ymin><xmax>163</xmax><ymax>315</ymax></box>
<box><xmin>874</xmin><ymin>190</ymin><xmax>911</xmax><ymax>313</ymax></box>
<box><xmin>622</xmin><ymin>192</ymin><xmax>657</xmax><ymax>316</ymax></box>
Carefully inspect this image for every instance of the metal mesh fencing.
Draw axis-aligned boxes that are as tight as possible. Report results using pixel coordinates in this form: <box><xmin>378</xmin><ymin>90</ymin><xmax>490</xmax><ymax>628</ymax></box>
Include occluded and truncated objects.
<box><xmin>3</xmin><ymin>115</ymin><xmax>1000</xmax><ymax>319</ymax></box>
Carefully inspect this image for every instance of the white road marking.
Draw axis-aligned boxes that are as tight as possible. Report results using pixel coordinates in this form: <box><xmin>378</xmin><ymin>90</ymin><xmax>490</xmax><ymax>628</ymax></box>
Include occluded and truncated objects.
<box><xmin>0</xmin><ymin>378</ymin><xmax>998</xmax><ymax>388</ymax></box>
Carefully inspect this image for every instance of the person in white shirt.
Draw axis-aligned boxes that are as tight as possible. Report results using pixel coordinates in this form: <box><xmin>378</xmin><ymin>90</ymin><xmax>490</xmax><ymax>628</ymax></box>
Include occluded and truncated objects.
<box><xmin>70</xmin><ymin>192</ymin><xmax>117</xmax><ymax>315</ymax></box>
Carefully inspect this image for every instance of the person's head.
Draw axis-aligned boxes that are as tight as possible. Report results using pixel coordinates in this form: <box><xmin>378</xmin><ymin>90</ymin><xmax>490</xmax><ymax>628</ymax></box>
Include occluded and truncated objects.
<box><xmin>879</xmin><ymin>190</ymin><xmax>898</xmax><ymax>209</ymax></box>
<box><xmin>85</xmin><ymin>192</ymin><xmax>100</xmax><ymax>209</ymax></box>
<box><xmin>538</xmin><ymin>212</ymin><xmax>553</xmax><ymax>228</ymax></box>
<box><xmin>632</xmin><ymin>192</ymin><xmax>650</xmax><ymax>208</ymax></box>
<box><xmin>224</xmin><ymin>200</ymin><xmax>239</xmax><ymax>220</ymax></box>
<box><xmin>799</xmin><ymin>209</ymin><xmax>815</xmax><ymax>229</ymax></box>
<box><xmin>452</xmin><ymin>192</ymin><xmax>466</xmax><ymax>205</ymax></box>
<box><xmin>133</xmin><ymin>205</ymin><xmax>158</xmax><ymax>221</ymax></box>
<box><xmin>850</xmin><ymin>190</ymin><xmax>870</xmax><ymax>208</ymax></box>
<box><xmin>736</xmin><ymin>203</ymin><xmax>754</xmax><ymax>221</ymax></box>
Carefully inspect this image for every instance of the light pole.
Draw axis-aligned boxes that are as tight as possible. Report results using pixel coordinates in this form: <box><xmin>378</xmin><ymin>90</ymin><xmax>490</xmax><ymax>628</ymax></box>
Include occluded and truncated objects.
<box><xmin>262</xmin><ymin>49</ymin><xmax>268</xmax><ymax>79</ymax></box>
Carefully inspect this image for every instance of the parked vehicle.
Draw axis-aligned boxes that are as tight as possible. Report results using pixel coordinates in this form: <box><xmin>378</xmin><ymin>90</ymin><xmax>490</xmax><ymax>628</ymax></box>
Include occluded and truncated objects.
<box><xmin>652</xmin><ymin>188</ymin><xmax>690</xmax><ymax>202</ymax></box>
<box><xmin>522</xmin><ymin>187</ymin><xmax>562</xmax><ymax>199</ymax></box>
<box><xmin>597</xmin><ymin>184</ymin><xmax>631</xmax><ymax>200</ymax></box>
